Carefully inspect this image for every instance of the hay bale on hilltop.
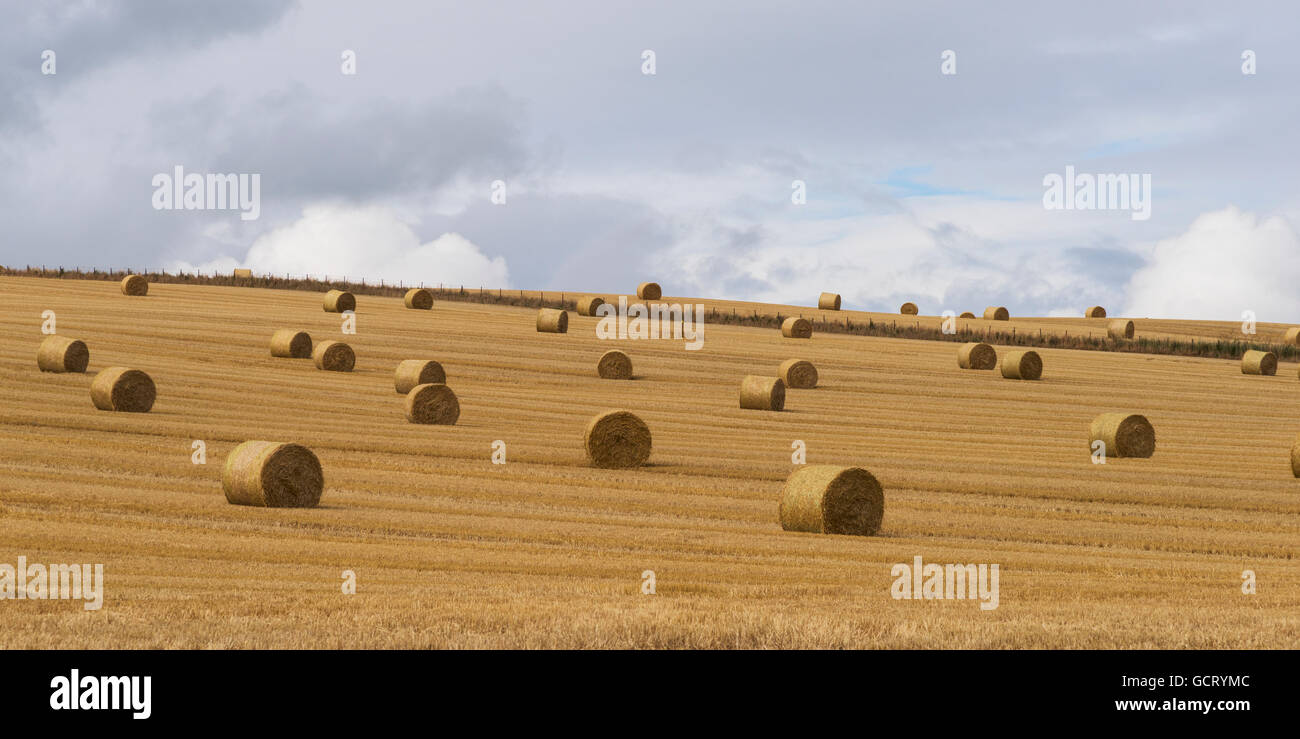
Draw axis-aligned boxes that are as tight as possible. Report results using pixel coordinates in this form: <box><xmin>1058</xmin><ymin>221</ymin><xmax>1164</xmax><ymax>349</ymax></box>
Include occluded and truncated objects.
<box><xmin>900</xmin><ymin>302</ymin><xmax>918</xmax><ymax>315</ymax></box>
<box><xmin>779</xmin><ymin>465</ymin><xmax>884</xmax><ymax>536</ymax></box>
<box><xmin>269</xmin><ymin>329</ymin><xmax>312</xmax><ymax>358</ymax></box>
<box><xmin>984</xmin><ymin>306</ymin><xmax>1009</xmax><ymax>321</ymax></box>
<box><xmin>1284</xmin><ymin>327</ymin><xmax>1300</xmax><ymax>345</ymax></box>
<box><xmin>233</xmin><ymin>268</ymin><xmax>252</xmax><ymax>279</ymax></box>
<box><xmin>120</xmin><ymin>275</ymin><xmax>148</xmax><ymax>296</ymax></box>
<box><xmin>1089</xmin><ymin>413</ymin><xmax>1156</xmax><ymax>458</ymax></box>
<box><xmin>222</xmin><ymin>441</ymin><xmax>323</xmax><ymax>508</ymax></box>
<box><xmin>781</xmin><ymin>316</ymin><xmax>812</xmax><ymax>338</ymax></box>
<box><xmin>537</xmin><ymin>308</ymin><xmax>569</xmax><ymax>333</ymax></box>
<box><xmin>395</xmin><ymin>360</ymin><xmax>446</xmax><ymax>394</ymax></box>
<box><xmin>36</xmin><ymin>335</ymin><xmax>89</xmax><ymax>373</ymax></box>
<box><xmin>636</xmin><ymin>282</ymin><xmax>662</xmax><ymax>300</ymax></box>
<box><xmin>1001</xmin><ymin>350</ymin><xmax>1042</xmax><ymax>380</ymax></box>
<box><xmin>597</xmin><ymin>350</ymin><xmax>633</xmax><ymax>379</ymax></box>
<box><xmin>323</xmin><ymin>289</ymin><xmax>355</xmax><ymax>313</ymax></box>
<box><xmin>959</xmin><ymin>311</ymin><xmax>975</xmax><ymax>319</ymax></box>
<box><xmin>818</xmin><ymin>293</ymin><xmax>841</xmax><ymax>311</ymax></box>
<box><xmin>1242</xmin><ymin>350</ymin><xmax>1276</xmax><ymax>376</ymax></box>
<box><xmin>404</xmin><ymin>383</ymin><xmax>460</xmax><ymax>425</ymax></box>
<box><xmin>957</xmin><ymin>342</ymin><xmax>997</xmax><ymax>370</ymax></box>
<box><xmin>1085</xmin><ymin>306</ymin><xmax>1107</xmax><ymax>318</ymax></box>
<box><xmin>576</xmin><ymin>296</ymin><xmax>605</xmax><ymax>317</ymax></box>
<box><xmin>778</xmin><ymin>359</ymin><xmax>818</xmax><ymax>389</ymax></box>
<box><xmin>1108</xmin><ymin>319</ymin><xmax>1135</xmax><ymax>340</ymax></box>
<box><xmin>740</xmin><ymin>375</ymin><xmax>785</xmax><ymax>410</ymax></box>
<box><xmin>583</xmin><ymin>410</ymin><xmax>652</xmax><ymax>468</ymax></box>
<box><xmin>313</xmin><ymin>341</ymin><xmax>355</xmax><ymax>372</ymax></box>
<box><xmin>403</xmin><ymin>288</ymin><xmax>433</xmax><ymax>310</ymax></box>
<box><xmin>90</xmin><ymin>367</ymin><xmax>155</xmax><ymax>412</ymax></box>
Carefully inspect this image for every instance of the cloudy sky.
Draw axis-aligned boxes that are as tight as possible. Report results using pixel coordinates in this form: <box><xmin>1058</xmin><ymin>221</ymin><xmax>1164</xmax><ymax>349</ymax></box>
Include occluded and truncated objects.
<box><xmin>3</xmin><ymin>0</ymin><xmax>1299</xmax><ymax>320</ymax></box>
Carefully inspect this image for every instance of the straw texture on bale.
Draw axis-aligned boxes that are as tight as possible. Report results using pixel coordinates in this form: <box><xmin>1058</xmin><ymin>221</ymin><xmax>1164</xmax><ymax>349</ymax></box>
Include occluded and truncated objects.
<box><xmin>781</xmin><ymin>316</ymin><xmax>812</xmax><ymax>339</ymax></box>
<box><xmin>269</xmin><ymin>329</ymin><xmax>312</xmax><ymax>358</ymax></box>
<box><xmin>1089</xmin><ymin>413</ymin><xmax>1156</xmax><ymax>458</ymax></box>
<box><xmin>1108</xmin><ymin>319</ymin><xmax>1135</xmax><ymax>340</ymax></box>
<box><xmin>779</xmin><ymin>465</ymin><xmax>884</xmax><ymax>536</ymax></box>
<box><xmin>1241</xmin><ymin>350</ymin><xmax>1276</xmax><ymax>376</ymax></box>
<box><xmin>323</xmin><ymin>289</ymin><xmax>355</xmax><ymax>313</ymax></box>
<box><xmin>37</xmin><ymin>335</ymin><xmax>89</xmax><ymax>373</ymax></box>
<box><xmin>403</xmin><ymin>288</ymin><xmax>433</xmax><ymax>310</ymax></box>
<box><xmin>900</xmin><ymin>302</ymin><xmax>918</xmax><ymax>315</ymax></box>
<box><xmin>404</xmin><ymin>383</ymin><xmax>460</xmax><ymax>425</ymax></box>
<box><xmin>537</xmin><ymin>308</ymin><xmax>569</xmax><ymax>333</ymax></box>
<box><xmin>959</xmin><ymin>311</ymin><xmax>975</xmax><ymax>319</ymax></box>
<box><xmin>583</xmin><ymin>410</ymin><xmax>652</xmax><ymax>468</ymax></box>
<box><xmin>1001</xmin><ymin>350</ymin><xmax>1042</xmax><ymax>380</ymax></box>
<box><xmin>394</xmin><ymin>359</ymin><xmax>446</xmax><ymax>394</ymax></box>
<box><xmin>1085</xmin><ymin>306</ymin><xmax>1107</xmax><ymax>318</ymax></box>
<box><xmin>818</xmin><ymin>292</ymin><xmax>841</xmax><ymax>311</ymax></box>
<box><xmin>222</xmin><ymin>441</ymin><xmax>323</xmax><ymax>508</ymax></box>
<box><xmin>778</xmin><ymin>359</ymin><xmax>818</xmax><ymax>388</ymax></box>
<box><xmin>233</xmin><ymin>268</ymin><xmax>252</xmax><ymax>279</ymax></box>
<box><xmin>1284</xmin><ymin>327</ymin><xmax>1300</xmax><ymax>345</ymax></box>
<box><xmin>120</xmin><ymin>275</ymin><xmax>148</xmax><ymax>296</ymax></box>
<box><xmin>1291</xmin><ymin>433</ymin><xmax>1300</xmax><ymax>477</ymax></box>
<box><xmin>740</xmin><ymin>375</ymin><xmax>785</xmax><ymax>410</ymax></box>
<box><xmin>576</xmin><ymin>296</ymin><xmax>605</xmax><ymax>316</ymax></box>
<box><xmin>636</xmin><ymin>282</ymin><xmax>662</xmax><ymax>300</ymax></box>
<box><xmin>984</xmin><ymin>306</ymin><xmax>1009</xmax><ymax>321</ymax></box>
<box><xmin>597</xmin><ymin>350</ymin><xmax>633</xmax><ymax>379</ymax></box>
<box><xmin>90</xmin><ymin>367</ymin><xmax>155</xmax><ymax>412</ymax></box>
<box><xmin>957</xmin><ymin>342</ymin><xmax>997</xmax><ymax>370</ymax></box>
<box><xmin>313</xmin><ymin>340</ymin><xmax>355</xmax><ymax>372</ymax></box>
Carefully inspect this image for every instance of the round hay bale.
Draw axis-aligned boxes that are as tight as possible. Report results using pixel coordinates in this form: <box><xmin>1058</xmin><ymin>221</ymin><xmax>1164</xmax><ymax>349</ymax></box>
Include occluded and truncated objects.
<box><xmin>959</xmin><ymin>311</ymin><xmax>975</xmax><ymax>319</ymax></box>
<box><xmin>90</xmin><ymin>367</ymin><xmax>155</xmax><ymax>412</ymax></box>
<box><xmin>740</xmin><ymin>375</ymin><xmax>785</xmax><ymax>410</ymax></box>
<box><xmin>1085</xmin><ymin>305</ymin><xmax>1107</xmax><ymax>318</ymax></box>
<box><xmin>576</xmin><ymin>296</ymin><xmax>605</xmax><ymax>317</ymax></box>
<box><xmin>404</xmin><ymin>383</ymin><xmax>460</xmax><ymax>425</ymax></box>
<box><xmin>1089</xmin><ymin>413</ymin><xmax>1155</xmax><ymax>458</ymax></box>
<box><xmin>818</xmin><ymin>292</ymin><xmax>841</xmax><ymax>311</ymax></box>
<box><xmin>583</xmin><ymin>410</ymin><xmax>652</xmax><ymax>468</ymax></box>
<box><xmin>636</xmin><ymin>282</ymin><xmax>662</xmax><ymax>300</ymax></box>
<box><xmin>1242</xmin><ymin>350</ymin><xmax>1276</xmax><ymax>376</ymax></box>
<box><xmin>323</xmin><ymin>289</ymin><xmax>355</xmax><ymax>313</ymax></box>
<box><xmin>1000</xmin><ymin>350</ymin><xmax>1042</xmax><ymax>380</ymax></box>
<box><xmin>1290</xmin><ymin>433</ymin><xmax>1300</xmax><ymax>477</ymax></box>
<box><xmin>233</xmin><ymin>268</ymin><xmax>252</xmax><ymax>279</ymax></box>
<box><xmin>269</xmin><ymin>329</ymin><xmax>312</xmax><ymax>358</ymax></box>
<box><xmin>222</xmin><ymin>441</ymin><xmax>323</xmax><ymax>508</ymax></box>
<box><xmin>36</xmin><ymin>335</ymin><xmax>89</xmax><ymax>373</ymax></box>
<box><xmin>900</xmin><ymin>302</ymin><xmax>918</xmax><ymax>315</ymax></box>
<box><xmin>1108</xmin><ymin>319</ymin><xmax>1135</xmax><ymax>340</ymax></box>
<box><xmin>781</xmin><ymin>316</ymin><xmax>812</xmax><ymax>338</ymax></box>
<box><xmin>597</xmin><ymin>350</ymin><xmax>633</xmax><ymax>379</ymax></box>
<box><xmin>957</xmin><ymin>342</ymin><xmax>997</xmax><ymax>370</ymax></box>
<box><xmin>779</xmin><ymin>465</ymin><xmax>884</xmax><ymax>536</ymax></box>
<box><xmin>403</xmin><ymin>288</ymin><xmax>433</xmax><ymax>310</ymax></box>
<box><xmin>313</xmin><ymin>340</ymin><xmax>355</xmax><ymax>372</ymax></box>
<box><xmin>1284</xmin><ymin>327</ymin><xmax>1300</xmax><ymax>345</ymax></box>
<box><xmin>537</xmin><ymin>308</ymin><xmax>569</xmax><ymax>333</ymax></box>
<box><xmin>778</xmin><ymin>359</ymin><xmax>818</xmax><ymax>388</ymax></box>
<box><xmin>120</xmin><ymin>275</ymin><xmax>148</xmax><ymax>296</ymax></box>
<box><xmin>394</xmin><ymin>359</ymin><xmax>446</xmax><ymax>394</ymax></box>
<box><xmin>984</xmin><ymin>306</ymin><xmax>1009</xmax><ymax>321</ymax></box>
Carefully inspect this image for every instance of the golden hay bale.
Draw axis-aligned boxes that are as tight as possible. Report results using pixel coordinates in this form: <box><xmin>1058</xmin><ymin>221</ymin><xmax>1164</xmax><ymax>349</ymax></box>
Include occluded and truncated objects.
<box><xmin>818</xmin><ymin>292</ymin><xmax>841</xmax><ymax>311</ymax></box>
<box><xmin>120</xmin><ymin>274</ymin><xmax>148</xmax><ymax>296</ymax></box>
<box><xmin>597</xmin><ymin>350</ymin><xmax>633</xmax><ymax>379</ymax></box>
<box><xmin>537</xmin><ymin>308</ymin><xmax>569</xmax><ymax>333</ymax></box>
<box><xmin>576</xmin><ymin>296</ymin><xmax>605</xmax><ymax>316</ymax></box>
<box><xmin>957</xmin><ymin>342</ymin><xmax>997</xmax><ymax>370</ymax></box>
<box><xmin>1089</xmin><ymin>413</ymin><xmax>1156</xmax><ymax>458</ymax></box>
<box><xmin>900</xmin><ymin>302</ymin><xmax>918</xmax><ymax>315</ymax></box>
<box><xmin>781</xmin><ymin>316</ymin><xmax>812</xmax><ymax>338</ymax></box>
<box><xmin>778</xmin><ymin>359</ymin><xmax>818</xmax><ymax>388</ymax></box>
<box><xmin>269</xmin><ymin>329</ymin><xmax>312</xmax><ymax>358</ymax></box>
<box><xmin>1108</xmin><ymin>319</ymin><xmax>1135</xmax><ymax>340</ymax></box>
<box><xmin>1085</xmin><ymin>305</ymin><xmax>1107</xmax><ymax>318</ymax></box>
<box><xmin>233</xmin><ymin>268</ymin><xmax>252</xmax><ymax>279</ymax></box>
<box><xmin>636</xmin><ymin>282</ymin><xmax>662</xmax><ymax>300</ymax></box>
<box><xmin>1290</xmin><ymin>433</ymin><xmax>1300</xmax><ymax>477</ymax></box>
<box><xmin>740</xmin><ymin>375</ymin><xmax>785</xmax><ymax>410</ymax></box>
<box><xmin>583</xmin><ymin>409</ymin><xmax>652</xmax><ymax>468</ymax></box>
<box><xmin>90</xmin><ymin>367</ymin><xmax>155</xmax><ymax>412</ymax></box>
<box><xmin>779</xmin><ymin>465</ymin><xmax>884</xmax><ymax>536</ymax></box>
<box><xmin>36</xmin><ymin>335</ymin><xmax>89</xmax><ymax>373</ymax></box>
<box><xmin>403</xmin><ymin>288</ymin><xmax>433</xmax><ymax>310</ymax></box>
<box><xmin>404</xmin><ymin>383</ymin><xmax>460</xmax><ymax>425</ymax></box>
<box><xmin>313</xmin><ymin>340</ymin><xmax>355</xmax><ymax>372</ymax></box>
<box><xmin>1241</xmin><ymin>349</ymin><xmax>1276</xmax><ymax>376</ymax></box>
<box><xmin>959</xmin><ymin>311</ymin><xmax>975</xmax><ymax>319</ymax></box>
<box><xmin>323</xmin><ymin>289</ymin><xmax>355</xmax><ymax>313</ymax></box>
<box><xmin>984</xmin><ymin>306</ymin><xmax>1009</xmax><ymax>321</ymax></box>
<box><xmin>222</xmin><ymin>441</ymin><xmax>323</xmax><ymax>508</ymax></box>
<box><xmin>1284</xmin><ymin>327</ymin><xmax>1300</xmax><ymax>345</ymax></box>
<box><xmin>1000</xmin><ymin>350</ymin><xmax>1042</xmax><ymax>380</ymax></box>
<box><xmin>394</xmin><ymin>359</ymin><xmax>446</xmax><ymax>394</ymax></box>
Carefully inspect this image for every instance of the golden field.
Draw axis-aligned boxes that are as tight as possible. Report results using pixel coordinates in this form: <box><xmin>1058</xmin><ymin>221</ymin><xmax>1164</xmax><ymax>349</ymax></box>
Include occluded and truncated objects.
<box><xmin>1</xmin><ymin>276</ymin><xmax>1297</xmax><ymax>648</ymax></box>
